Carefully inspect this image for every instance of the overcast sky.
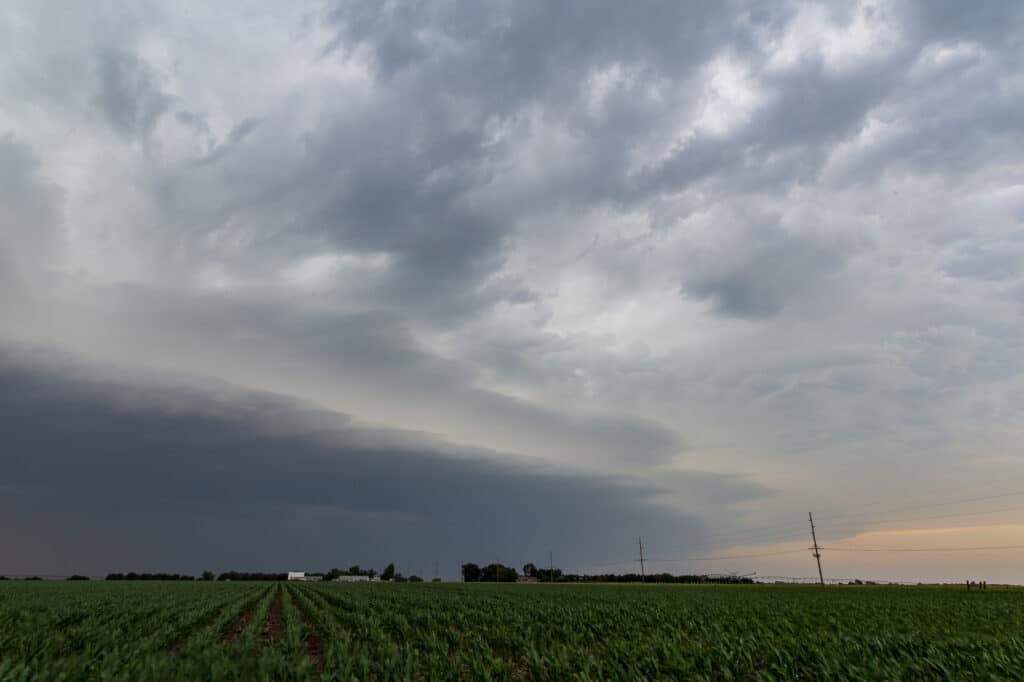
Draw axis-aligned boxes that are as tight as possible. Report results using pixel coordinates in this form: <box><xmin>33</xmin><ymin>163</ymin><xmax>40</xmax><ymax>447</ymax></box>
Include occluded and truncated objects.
<box><xmin>2</xmin><ymin>1</ymin><xmax>1024</xmax><ymax>582</ymax></box>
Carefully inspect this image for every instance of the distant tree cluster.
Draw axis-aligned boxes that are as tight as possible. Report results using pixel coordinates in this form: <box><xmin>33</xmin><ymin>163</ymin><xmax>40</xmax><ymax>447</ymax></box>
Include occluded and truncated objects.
<box><xmin>66</xmin><ymin>575</ymin><xmax>90</xmax><ymax>581</ymax></box>
<box><xmin>461</xmin><ymin>562</ymin><xmax>754</xmax><ymax>585</ymax></box>
<box><xmin>106</xmin><ymin>573</ymin><xmax>195</xmax><ymax>581</ymax></box>
<box><xmin>324</xmin><ymin>565</ymin><xmax>378</xmax><ymax>580</ymax></box>
<box><xmin>558</xmin><ymin>573</ymin><xmax>754</xmax><ymax>584</ymax></box>
<box><xmin>216</xmin><ymin>571</ymin><xmax>287</xmax><ymax>581</ymax></box>
<box><xmin>461</xmin><ymin>563</ymin><xmax>519</xmax><ymax>582</ymax></box>
<box><xmin>522</xmin><ymin>563</ymin><xmax>563</xmax><ymax>581</ymax></box>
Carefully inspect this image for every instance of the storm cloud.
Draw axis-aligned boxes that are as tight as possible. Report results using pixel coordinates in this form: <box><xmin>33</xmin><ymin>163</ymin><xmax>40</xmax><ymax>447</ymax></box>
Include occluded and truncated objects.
<box><xmin>0</xmin><ymin>348</ymin><xmax>731</xmax><ymax>576</ymax></box>
<box><xmin>2</xmin><ymin>0</ymin><xmax>1024</xmax><ymax>579</ymax></box>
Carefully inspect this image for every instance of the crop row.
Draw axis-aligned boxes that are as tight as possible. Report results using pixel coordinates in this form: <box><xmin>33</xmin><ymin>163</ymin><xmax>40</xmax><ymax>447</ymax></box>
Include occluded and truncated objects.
<box><xmin>3</xmin><ymin>582</ymin><xmax>1024</xmax><ymax>680</ymax></box>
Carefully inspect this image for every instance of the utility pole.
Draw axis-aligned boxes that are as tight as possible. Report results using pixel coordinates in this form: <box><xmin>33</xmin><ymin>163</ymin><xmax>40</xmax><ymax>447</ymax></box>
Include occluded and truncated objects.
<box><xmin>638</xmin><ymin>536</ymin><xmax>646</xmax><ymax>582</ymax></box>
<box><xmin>808</xmin><ymin>512</ymin><xmax>824</xmax><ymax>587</ymax></box>
<box><xmin>549</xmin><ymin>551</ymin><xmax>554</xmax><ymax>583</ymax></box>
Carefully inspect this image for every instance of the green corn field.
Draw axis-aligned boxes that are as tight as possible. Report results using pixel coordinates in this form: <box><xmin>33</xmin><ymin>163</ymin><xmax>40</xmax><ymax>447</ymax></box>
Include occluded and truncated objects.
<box><xmin>2</xmin><ymin>581</ymin><xmax>1024</xmax><ymax>680</ymax></box>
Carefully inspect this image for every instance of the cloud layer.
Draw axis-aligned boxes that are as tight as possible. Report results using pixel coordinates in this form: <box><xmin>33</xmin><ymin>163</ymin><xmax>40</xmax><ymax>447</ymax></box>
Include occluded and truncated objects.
<box><xmin>2</xmin><ymin>0</ymin><xmax>1023</xmax><ymax>578</ymax></box>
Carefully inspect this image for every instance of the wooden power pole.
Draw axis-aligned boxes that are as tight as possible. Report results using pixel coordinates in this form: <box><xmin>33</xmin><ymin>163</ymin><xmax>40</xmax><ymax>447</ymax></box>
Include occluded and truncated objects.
<box><xmin>808</xmin><ymin>512</ymin><xmax>824</xmax><ymax>586</ymax></box>
<box><xmin>549</xmin><ymin>551</ymin><xmax>554</xmax><ymax>583</ymax></box>
<box><xmin>638</xmin><ymin>536</ymin><xmax>646</xmax><ymax>582</ymax></box>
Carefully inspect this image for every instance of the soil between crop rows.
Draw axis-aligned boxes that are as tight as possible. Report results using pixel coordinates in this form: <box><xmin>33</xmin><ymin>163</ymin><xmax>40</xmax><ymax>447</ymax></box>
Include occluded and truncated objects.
<box><xmin>261</xmin><ymin>590</ymin><xmax>285</xmax><ymax>645</ymax></box>
<box><xmin>288</xmin><ymin>590</ymin><xmax>325</xmax><ymax>671</ymax></box>
<box><xmin>222</xmin><ymin>606</ymin><xmax>256</xmax><ymax>644</ymax></box>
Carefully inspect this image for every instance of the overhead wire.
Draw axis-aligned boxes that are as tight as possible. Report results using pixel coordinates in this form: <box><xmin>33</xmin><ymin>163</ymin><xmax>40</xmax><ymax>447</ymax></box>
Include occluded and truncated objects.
<box><xmin>821</xmin><ymin>544</ymin><xmax>1024</xmax><ymax>553</ymax></box>
<box><xmin>574</xmin><ymin>487</ymin><xmax>1024</xmax><ymax>575</ymax></box>
<box><xmin>813</xmin><ymin>490</ymin><xmax>1024</xmax><ymax>525</ymax></box>
<box><xmin>653</xmin><ymin>489</ymin><xmax>1024</xmax><ymax>554</ymax></box>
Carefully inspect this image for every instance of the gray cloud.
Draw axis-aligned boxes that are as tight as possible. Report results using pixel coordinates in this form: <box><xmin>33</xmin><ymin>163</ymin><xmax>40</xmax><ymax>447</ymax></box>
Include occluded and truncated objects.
<box><xmin>0</xmin><ymin>136</ymin><xmax>63</xmax><ymax>261</ymax></box>
<box><xmin>0</xmin><ymin>348</ymin><xmax>750</xmax><ymax>576</ymax></box>
<box><xmin>3</xmin><ymin>0</ymin><xmax>1024</xmax><ymax>580</ymax></box>
<box><xmin>682</xmin><ymin>221</ymin><xmax>857</xmax><ymax>318</ymax></box>
<box><xmin>95</xmin><ymin>50</ymin><xmax>175</xmax><ymax>140</ymax></box>
<box><xmin>8</xmin><ymin>282</ymin><xmax>685</xmax><ymax>470</ymax></box>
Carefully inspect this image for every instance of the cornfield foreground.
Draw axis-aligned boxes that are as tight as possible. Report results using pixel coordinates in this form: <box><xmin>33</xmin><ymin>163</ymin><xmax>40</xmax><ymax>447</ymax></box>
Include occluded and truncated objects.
<box><xmin>2</xmin><ymin>582</ymin><xmax>1023</xmax><ymax>680</ymax></box>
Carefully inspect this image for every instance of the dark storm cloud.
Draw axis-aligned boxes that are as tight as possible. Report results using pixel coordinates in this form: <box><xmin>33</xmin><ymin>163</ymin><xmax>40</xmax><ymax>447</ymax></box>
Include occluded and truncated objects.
<box><xmin>4</xmin><ymin>0</ymin><xmax>1024</xmax><ymax>581</ymax></box>
<box><xmin>944</xmin><ymin>243</ymin><xmax>1024</xmax><ymax>282</ymax></box>
<box><xmin>322</xmin><ymin>0</ymin><xmax>759</xmax><ymax>89</ymax></box>
<box><xmin>95</xmin><ymin>50</ymin><xmax>175</xmax><ymax>139</ymax></box>
<box><xmin>119</xmin><ymin>0</ymin><xmax>1018</xmax><ymax>331</ymax></box>
<box><xmin>906</xmin><ymin>0</ymin><xmax>1024</xmax><ymax>44</ymax></box>
<box><xmin>147</xmin><ymin>93</ymin><xmax>529</xmax><ymax>323</ymax></box>
<box><xmin>190</xmin><ymin>117</ymin><xmax>262</xmax><ymax>167</ymax></box>
<box><xmin>682</xmin><ymin>222</ymin><xmax>857</xmax><ymax>318</ymax></box>
<box><xmin>134</xmin><ymin>1</ymin><xmax>791</xmax><ymax>323</ymax></box>
<box><xmin>57</xmin><ymin>283</ymin><xmax>684</xmax><ymax>467</ymax></box>
<box><xmin>0</xmin><ymin>135</ymin><xmax>64</xmax><ymax>281</ymax></box>
<box><xmin>0</xmin><ymin>349</ymin><xmax>763</xmax><ymax>576</ymax></box>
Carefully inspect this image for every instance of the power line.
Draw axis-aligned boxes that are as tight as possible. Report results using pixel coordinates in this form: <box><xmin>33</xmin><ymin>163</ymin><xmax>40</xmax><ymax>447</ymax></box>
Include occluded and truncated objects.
<box><xmin>814</xmin><ymin>490</ymin><xmax>1024</xmax><ymax>526</ymax></box>
<box><xmin>809</xmin><ymin>512</ymin><xmax>824</xmax><ymax>587</ymax></box>
<box><xmin>650</xmin><ymin>509</ymin><xmax>1024</xmax><ymax>565</ymax></box>
<box><xmin>576</xmin><ymin>493</ymin><xmax>1024</xmax><ymax>575</ymax></box>
<box><xmin>577</xmin><ymin>547</ymin><xmax>808</xmax><ymax>572</ymax></box>
<box><xmin>649</xmin><ymin>548</ymin><xmax>809</xmax><ymax>563</ymax></box>
<box><xmin>689</xmin><ymin>488</ymin><xmax>1024</xmax><ymax>548</ymax></box>
<box><xmin>821</xmin><ymin>544</ymin><xmax>1024</xmax><ymax>553</ymax></box>
<box><xmin>816</xmin><ymin>505</ymin><xmax>1024</xmax><ymax>535</ymax></box>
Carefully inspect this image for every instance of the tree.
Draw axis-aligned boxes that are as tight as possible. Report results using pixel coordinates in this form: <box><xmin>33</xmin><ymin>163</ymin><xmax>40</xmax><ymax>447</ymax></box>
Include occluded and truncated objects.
<box><xmin>381</xmin><ymin>563</ymin><xmax>396</xmax><ymax>581</ymax></box>
<box><xmin>461</xmin><ymin>563</ymin><xmax>481</xmax><ymax>582</ymax></box>
<box><xmin>348</xmin><ymin>564</ymin><xmax>362</xmax><ymax>576</ymax></box>
<box><xmin>409</xmin><ymin>575</ymin><xmax>423</xmax><ymax>583</ymax></box>
<box><xmin>201</xmin><ymin>570</ymin><xmax>215</xmax><ymax>581</ymax></box>
<box><xmin>481</xmin><ymin>563</ymin><xmax>518</xmax><ymax>582</ymax></box>
<box><xmin>522</xmin><ymin>563</ymin><xmax>538</xmax><ymax>578</ymax></box>
<box><xmin>537</xmin><ymin>567</ymin><xmax>563</xmax><ymax>582</ymax></box>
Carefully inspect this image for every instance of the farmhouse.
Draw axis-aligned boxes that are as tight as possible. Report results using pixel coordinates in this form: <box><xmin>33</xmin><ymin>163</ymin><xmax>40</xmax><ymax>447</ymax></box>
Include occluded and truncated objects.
<box><xmin>333</xmin><ymin>574</ymin><xmax>374</xmax><ymax>583</ymax></box>
<box><xmin>287</xmin><ymin>571</ymin><xmax>320</xmax><ymax>582</ymax></box>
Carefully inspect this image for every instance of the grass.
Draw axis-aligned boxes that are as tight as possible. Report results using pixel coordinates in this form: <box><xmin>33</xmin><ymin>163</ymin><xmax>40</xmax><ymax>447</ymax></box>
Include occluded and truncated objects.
<box><xmin>2</xmin><ymin>581</ymin><xmax>1023</xmax><ymax>680</ymax></box>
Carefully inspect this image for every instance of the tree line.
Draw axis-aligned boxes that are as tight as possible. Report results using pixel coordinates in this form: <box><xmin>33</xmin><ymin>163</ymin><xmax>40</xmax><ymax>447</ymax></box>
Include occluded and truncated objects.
<box><xmin>106</xmin><ymin>573</ymin><xmax>200</xmax><ymax>581</ymax></box>
<box><xmin>461</xmin><ymin>562</ymin><xmax>754</xmax><ymax>584</ymax></box>
<box><xmin>102</xmin><ymin>563</ymin><xmax>422</xmax><ymax>582</ymax></box>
